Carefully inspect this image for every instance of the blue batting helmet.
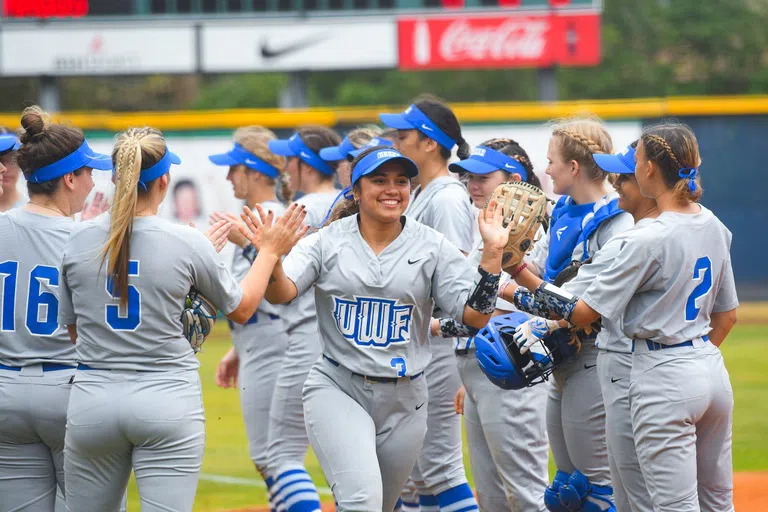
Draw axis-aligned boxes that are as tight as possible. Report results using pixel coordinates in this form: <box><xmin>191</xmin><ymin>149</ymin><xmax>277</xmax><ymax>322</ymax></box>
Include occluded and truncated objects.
<box><xmin>473</xmin><ymin>312</ymin><xmax>578</xmax><ymax>390</ymax></box>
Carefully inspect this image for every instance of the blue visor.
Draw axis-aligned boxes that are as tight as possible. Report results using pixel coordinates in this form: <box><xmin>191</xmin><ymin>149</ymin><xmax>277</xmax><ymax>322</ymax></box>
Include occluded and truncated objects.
<box><xmin>268</xmin><ymin>133</ymin><xmax>335</xmax><ymax>176</ymax></box>
<box><xmin>593</xmin><ymin>144</ymin><xmax>636</xmax><ymax>175</ymax></box>
<box><xmin>351</xmin><ymin>148</ymin><xmax>418</xmax><ymax>187</ymax></box>
<box><xmin>208</xmin><ymin>143</ymin><xmax>279</xmax><ymax>178</ymax></box>
<box><xmin>348</xmin><ymin>137</ymin><xmax>394</xmax><ymax>159</ymax></box>
<box><xmin>449</xmin><ymin>146</ymin><xmax>528</xmax><ymax>181</ymax></box>
<box><xmin>0</xmin><ymin>135</ymin><xmax>20</xmax><ymax>153</ymax></box>
<box><xmin>138</xmin><ymin>147</ymin><xmax>181</xmax><ymax>191</ymax></box>
<box><xmin>319</xmin><ymin>136</ymin><xmax>357</xmax><ymax>162</ymax></box>
<box><xmin>26</xmin><ymin>140</ymin><xmax>112</xmax><ymax>184</ymax></box>
<box><xmin>379</xmin><ymin>104</ymin><xmax>456</xmax><ymax>151</ymax></box>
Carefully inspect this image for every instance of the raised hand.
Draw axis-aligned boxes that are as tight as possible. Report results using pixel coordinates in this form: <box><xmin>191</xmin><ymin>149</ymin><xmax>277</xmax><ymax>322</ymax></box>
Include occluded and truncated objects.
<box><xmin>203</xmin><ymin>219</ymin><xmax>233</xmax><ymax>254</ymax></box>
<box><xmin>243</xmin><ymin>203</ymin><xmax>308</xmax><ymax>257</ymax></box>
<box><xmin>81</xmin><ymin>191</ymin><xmax>110</xmax><ymax>221</ymax></box>
<box><xmin>210</xmin><ymin>211</ymin><xmax>249</xmax><ymax>248</ymax></box>
<box><xmin>478</xmin><ymin>199</ymin><xmax>513</xmax><ymax>253</ymax></box>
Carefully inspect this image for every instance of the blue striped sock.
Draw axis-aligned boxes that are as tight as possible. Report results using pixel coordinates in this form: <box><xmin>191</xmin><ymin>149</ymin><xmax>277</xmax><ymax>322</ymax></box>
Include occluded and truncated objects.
<box><xmin>265</xmin><ymin>476</ymin><xmax>277</xmax><ymax>512</ymax></box>
<box><xmin>436</xmin><ymin>483</ymin><xmax>478</xmax><ymax>512</ymax></box>
<box><xmin>401</xmin><ymin>499</ymin><xmax>421</xmax><ymax>512</ymax></box>
<box><xmin>271</xmin><ymin>468</ymin><xmax>322</xmax><ymax>512</ymax></box>
<box><xmin>419</xmin><ymin>494</ymin><xmax>439</xmax><ymax>512</ymax></box>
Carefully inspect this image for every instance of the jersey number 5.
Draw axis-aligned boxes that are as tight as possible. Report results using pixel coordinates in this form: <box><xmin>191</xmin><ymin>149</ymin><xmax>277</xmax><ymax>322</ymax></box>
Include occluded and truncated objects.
<box><xmin>105</xmin><ymin>260</ymin><xmax>141</xmax><ymax>331</ymax></box>
<box><xmin>685</xmin><ymin>256</ymin><xmax>712</xmax><ymax>322</ymax></box>
<box><xmin>0</xmin><ymin>261</ymin><xmax>60</xmax><ymax>336</ymax></box>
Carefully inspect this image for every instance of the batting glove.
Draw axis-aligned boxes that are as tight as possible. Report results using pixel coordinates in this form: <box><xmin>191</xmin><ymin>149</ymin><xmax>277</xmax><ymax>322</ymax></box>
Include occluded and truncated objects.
<box><xmin>514</xmin><ymin>317</ymin><xmax>561</xmax><ymax>354</ymax></box>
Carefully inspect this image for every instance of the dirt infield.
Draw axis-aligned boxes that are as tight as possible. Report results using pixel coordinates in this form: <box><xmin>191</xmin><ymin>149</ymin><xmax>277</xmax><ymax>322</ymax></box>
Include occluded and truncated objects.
<box><xmin>224</xmin><ymin>471</ymin><xmax>768</xmax><ymax>512</ymax></box>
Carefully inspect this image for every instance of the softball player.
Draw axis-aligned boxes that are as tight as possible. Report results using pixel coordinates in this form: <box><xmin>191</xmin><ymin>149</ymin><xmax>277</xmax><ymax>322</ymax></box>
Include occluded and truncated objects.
<box><xmin>208</xmin><ymin>126</ymin><xmax>290</xmax><ymax>489</ymax></box>
<box><xmin>250</xmin><ymin>146</ymin><xmax>510</xmax><ymax>512</ymax></box>
<box><xmin>513</xmin><ymin>122</ymin><xmax>738</xmax><ymax>511</ymax></box>
<box><xmin>504</xmin><ymin>119</ymin><xmax>634</xmax><ymax>510</ymax></box>
<box><xmin>0</xmin><ymin>128</ymin><xmax>22</xmax><ymax>211</ymax></box>
<box><xmin>264</xmin><ymin>126</ymin><xmax>342</xmax><ymax>512</ymax></box>
<box><xmin>379</xmin><ymin>95</ymin><xmax>478</xmax><ymax>512</ymax></box>
<box><xmin>0</xmin><ymin>106</ymin><xmax>111</xmax><ymax>511</ymax></box>
<box><xmin>319</xmin><ymin>126</ymin><xmax>391</xmax><ymax>188</ymax></box>
<box><xmin>445</xmin><ymin>139</ymin><xmax>550</xmax><ymax>512</ymax></box>
<box><xmin>58</xmin><ymin>127</ymin><xmax>307</xmax><ymax>512</ymax></box>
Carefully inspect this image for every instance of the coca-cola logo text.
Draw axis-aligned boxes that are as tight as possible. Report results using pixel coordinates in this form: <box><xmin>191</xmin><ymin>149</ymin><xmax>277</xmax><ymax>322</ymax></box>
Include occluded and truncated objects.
<box><xmin>439</xmin><ymin>19</ymin><xmax>549</xmax><ymax>62</ymax></box>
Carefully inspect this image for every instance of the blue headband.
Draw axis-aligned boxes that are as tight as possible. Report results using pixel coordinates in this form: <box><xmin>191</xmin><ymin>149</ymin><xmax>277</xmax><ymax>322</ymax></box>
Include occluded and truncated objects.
<box><xmin>0</xmin><ymin>134</ymin><xmax>20</xmax><ymax>153</ymax></box>
<box><xmin>348</xmin><ymin>137</ymin><xmax>395</xmax><ymax>159</ymax></box>
<box><xmin>26</xmin><ymin>140</ymin><xmax>112</xmax><ymax>184</ymax></box>
<box><xmin>319</xmin><ymin>136</ymin><xmax>358</xmax><ymax>162</ymax></box>
<box><xmin>268</xmin><ymin>133</ymin><xmax>336</xmax><ymax>176</ymax></box>
<box><xmin>593</xmin><ymin>144</ymin><xmax>637</xmax><ymax>175</ymax></box>
<box><xmin>208</xmin><ymin>143</ymin><xmax>279</xmax><ymax>178</ymax></box>
<box><xmin>137</xmin><ymin>148</ymin><xmax>182</xmax><ymax>191</ymax></box>
<box><xmin>449</xmin><ymin>146</ymin><xmax>528</xmax><ymax>181</ymax></box>
<box><xmin>678</xmin><ymin>167</ymin><xmax>698</xmax><ymax>193</ymax></box>
<box><xmin>379</xmin><ymin>104</ymin><xmax>457</xmax><ymax>151</ymax></box>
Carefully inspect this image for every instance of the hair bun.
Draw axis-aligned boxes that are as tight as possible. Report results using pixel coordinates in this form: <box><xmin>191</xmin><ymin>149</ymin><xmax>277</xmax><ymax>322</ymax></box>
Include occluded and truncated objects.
<box><xmin>19</xmin><ymin>106</ymin><xmax>50</xmax><ymax>144</ymax></box>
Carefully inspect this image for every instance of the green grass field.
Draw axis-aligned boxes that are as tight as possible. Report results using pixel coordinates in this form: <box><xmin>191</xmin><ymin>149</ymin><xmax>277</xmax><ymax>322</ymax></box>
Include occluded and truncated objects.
<box><xmin>124</xmin><ymin>322</ymin><xmax>768</xmax><ymax>511</ymax></box>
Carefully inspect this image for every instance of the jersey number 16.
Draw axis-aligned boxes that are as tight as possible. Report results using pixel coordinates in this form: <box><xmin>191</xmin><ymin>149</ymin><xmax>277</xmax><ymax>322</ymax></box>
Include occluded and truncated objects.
<box><xmin>0</xmin><ymin>261</ymin><xmax>60</xmax><ymax>336</ymax></box>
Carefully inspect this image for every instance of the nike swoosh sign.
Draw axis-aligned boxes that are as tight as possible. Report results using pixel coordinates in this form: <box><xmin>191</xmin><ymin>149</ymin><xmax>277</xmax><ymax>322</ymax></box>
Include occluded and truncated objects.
<box><xmin>408</xmin><ymin>258</ymin><xmax>423</xmax><ymax>265</ymax></box>
<box><xmin>611</xmin><ymin>377</ymin><xmax>623</xmax><ymax>383</ymax></box>
<box><xmin>259</xmin><ymin>35</ymin><xmax>326</xmax><ymax>60</ymax></box>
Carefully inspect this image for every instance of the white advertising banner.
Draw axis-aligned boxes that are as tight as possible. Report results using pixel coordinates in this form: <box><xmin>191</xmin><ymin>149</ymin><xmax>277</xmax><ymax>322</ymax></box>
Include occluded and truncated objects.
<box><xmin>201</xmin><ymin>19</ymin><xmax>397</xmax><ymax>72</ymax></box>
<box><xmin>0</xmin><ymin>26</ymin><xmax>196</xmax><ymax>76</ymax></box>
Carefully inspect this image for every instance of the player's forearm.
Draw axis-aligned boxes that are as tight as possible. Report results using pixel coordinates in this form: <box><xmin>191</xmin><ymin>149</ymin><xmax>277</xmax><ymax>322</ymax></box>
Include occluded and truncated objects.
<box><xmin>708</xmin><ymin>309</ymin><xmax>738</xmax><ymax>347</ymax></box>
<box><xmin>263</xmin><ymin>259</ymin><xmax>299</xmax><ymax>305</ymax></box>
<box><xmin>512</xmin><ymin>283</ymin><xmax>601</xmax><ymax>327</ymax></box>
<box><xmin>512</xmin><ymin>266</ymin><xmax>542</xmax><ymax>293</ymax></box>
<box><xmin>461</xmin><ymin>306</ymin><xmax>492</xmax><ymax>330</ymax></box>
<box><xmin>229</xmin><ymin>251</ymin><xmax>281</xmax><ymax>323</ymax></box>
<box><xmin>477</xmin><ymin>245</ymin><xmax>503</xmax><ymax>275</ymax></box>
<box><xmin>431</xmin><ymin>317</ymin><xmax>479</xmax><ymax>338</ymax></box>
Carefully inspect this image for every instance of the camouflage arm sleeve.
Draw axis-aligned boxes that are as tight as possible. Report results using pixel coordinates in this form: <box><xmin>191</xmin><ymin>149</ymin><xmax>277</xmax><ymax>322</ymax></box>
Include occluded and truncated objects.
<box><xmin>466</xmin><ymin>265</ymin><xmax>502</xmax><ymax>315</ymax></box>
<box><xmin>513</xmin><ymin>283</ymin><xmax>578</xmax><ymax>322</ymax></box>
<box><xmin>437</xmin><ymin>317</ymin><xmax>480</xmax><ymax>338</ymax></box>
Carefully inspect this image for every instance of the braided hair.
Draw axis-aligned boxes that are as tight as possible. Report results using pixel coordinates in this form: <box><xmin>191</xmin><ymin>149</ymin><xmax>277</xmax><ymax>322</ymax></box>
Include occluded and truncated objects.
<box><xmin>550</xmin><ymin>117</ymin><xmax>613</xmax><ymax>182</ymax></box>
<box><xmin>479</xmin><ymin>137</ymin><xmax>542</xmax><ymax>189</ymax></box>
<box><xmin>640</xmin><ymin>122</ymin><xmax>702</xmax><ymax>203</ymax></box>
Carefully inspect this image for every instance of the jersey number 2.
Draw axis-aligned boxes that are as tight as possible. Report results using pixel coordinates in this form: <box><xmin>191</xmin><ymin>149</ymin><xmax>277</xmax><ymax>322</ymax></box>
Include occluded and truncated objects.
<box><xmin>685</xmin><ymin>256</ymin><xmax>712</xmax><ymax>322</ymax></box>
<box><xmin>0</xmin><ymin>261</ymin><xmax>60</xmax><ymax>335</ymax></box>
<box><xmin>105</xmin><ymin>260</ymin><xmax>141</xmax><ymax>331</ymax></box>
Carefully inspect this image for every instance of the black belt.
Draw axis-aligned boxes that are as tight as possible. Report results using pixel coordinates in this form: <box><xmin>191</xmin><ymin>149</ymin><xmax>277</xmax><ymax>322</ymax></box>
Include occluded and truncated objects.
<box><xmin>455</xmin><ymin>348</ymin><xmax>471</xmax><ymax>356</ymax></box>
<box><xmin>323</xmin><ymin>355</ymin><xmax>423</xmax><ymax>383</ymax></box>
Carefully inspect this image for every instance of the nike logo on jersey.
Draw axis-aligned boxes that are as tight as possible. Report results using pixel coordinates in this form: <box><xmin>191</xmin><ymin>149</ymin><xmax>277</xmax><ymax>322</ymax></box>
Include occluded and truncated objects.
<box><xmin>407</xmin><ymin>257</ymin><xmax>423</xmax><ymax>265</ymax></box>
<box><xmin>259</xmin><ymin>35</ymin><xmax>324</xmax><ymax>59</ymax></box>
<box><xmin>611</xmin><ymin>377</ymin><xmax>623</xmax><ymax>383</ymax></box>
<box><xmin>584</xmin><ymin>363</ymin><xmax>597</xmax><ymax>370</ymax></box>
<box><xmin>333</xmin><ymin>296</ymin><xmax>413</xmax><ymax>348</ymax></box>
<box><xmin>416</xmin><ymin>402</ymin><xmax>425</xmax><ymax>410</ymax></box>
<box><xmin>556</xmin><ymin>226</ymin><xmax>568</xmax><ymax>241</ymax></box>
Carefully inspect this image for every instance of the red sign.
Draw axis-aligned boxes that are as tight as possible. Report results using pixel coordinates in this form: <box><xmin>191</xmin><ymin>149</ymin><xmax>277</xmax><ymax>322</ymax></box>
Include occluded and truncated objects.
<box><xmin>398</xmin><ymin>13</ymin><xmax>600</xmax><ymax>70</ymax></box>
<box><xmin>3</xmin><ymin>0</ymin><xmax>89</xmax><ymax>18</ymax></box>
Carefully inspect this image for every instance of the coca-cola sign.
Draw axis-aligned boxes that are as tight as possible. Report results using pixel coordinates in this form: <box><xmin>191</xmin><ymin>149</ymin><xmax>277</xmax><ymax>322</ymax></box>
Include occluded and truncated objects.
<box><xmin>398</xmin><ymin>13</ymin><xmax>600</xmax><ymax>70</ymax></box>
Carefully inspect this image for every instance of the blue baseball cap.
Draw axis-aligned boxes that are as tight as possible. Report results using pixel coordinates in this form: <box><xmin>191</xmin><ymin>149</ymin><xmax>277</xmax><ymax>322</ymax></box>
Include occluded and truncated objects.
<box><xmin>449</xmin><ymin>146</ymin><xmax>528</xmax><ymax>181</ymax></box>
<box><xmin>347</xmin><ymin>137</ymin><xmax>395</xmax><ymax>159</ymax></box>
<box><xmin>209</xmin><ymin>143</ymin><xmax>280</xmax><ymax>178</ymax></box>
<box><xmin>268</xmin><ymin>133</ymin><xmax>335</xmax><ymax>176</ymax></box>
<box><xmin>26</xmin><ymin>140</ymin><xmax>112</xmax><ymax>184</ymax></box>
<box><xmin>350</xmin><ymin>148</ymin><xmax>418</xmax><ymax>187</ymax></box>
<box><xmin>137</xmin><ymin>147</ymin><xmax>181</xmax><ymax>191</ymax></box>
<box><xmin>593</xmin><ymin>143</ymin><xmax>636</xmax><ymax>175</ymax></box>
<box><xmin>0</xmin><ymin>134</ymin><xmax>20</xmax><ymax>153</ymax></box>
<box><xmin>319</xmin><ymin>136</ymin><xmax>357</xmax><ymax>162</ymax></box>
<box><xmin>379</xmin><ymin>104</ymin><xmax>456</xmax><ymax>151</ymax></box>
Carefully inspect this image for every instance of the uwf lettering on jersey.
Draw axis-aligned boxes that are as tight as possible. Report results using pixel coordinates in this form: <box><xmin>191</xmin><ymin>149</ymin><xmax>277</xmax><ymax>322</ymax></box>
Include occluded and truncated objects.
<box><xmin>333</xmin><ymin>296</ymin><xmax>413</xmax><ymax>348</ymax></box>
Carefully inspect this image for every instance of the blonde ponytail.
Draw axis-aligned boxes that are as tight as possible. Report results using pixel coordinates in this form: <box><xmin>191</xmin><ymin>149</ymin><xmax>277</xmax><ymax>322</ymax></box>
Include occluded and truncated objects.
<box><xmin>102</xmin><ymin>127</ymin><xmax>167</xmax><ymax>305</ymax></box>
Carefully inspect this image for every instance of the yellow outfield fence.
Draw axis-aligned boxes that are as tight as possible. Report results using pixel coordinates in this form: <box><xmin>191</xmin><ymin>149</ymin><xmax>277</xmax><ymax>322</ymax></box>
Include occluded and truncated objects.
<box><xmin>2</xmin><ymin>95</ymin><xmax>768</xmax><ymax>132</ymax></box>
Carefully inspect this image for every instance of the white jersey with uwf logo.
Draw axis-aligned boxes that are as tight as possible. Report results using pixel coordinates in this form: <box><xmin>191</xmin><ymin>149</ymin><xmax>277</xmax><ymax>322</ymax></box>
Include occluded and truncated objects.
<box><xmin>582</xmin><ymin>206</ymin><xmax>739</xmax><ymax>344</ymax></box>
<box><xmin>283</xmin><ymin>214</ymin><xmax>476</xmax><ymax>378</ymax></box>
<box><xmin>59</xmin><ymin>214</ymin><xmax>243</xmax><ymax>371</ymax></box>
<box><xmin>0</xmin><ymin>209</ymin><xmax>77</xmax><ymax>367</ymax></box>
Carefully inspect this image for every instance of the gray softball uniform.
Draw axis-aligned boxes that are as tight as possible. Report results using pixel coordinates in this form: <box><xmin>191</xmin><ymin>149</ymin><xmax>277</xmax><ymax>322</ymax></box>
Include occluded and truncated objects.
<box><xmin>529</xmin><ymin>211</ymin><xmax>633</xmax><ymax>494</ymax></box>
<box><xmin>229</xmin><ymin>200</ymin><xmax>289</xmax><ymax>480</ymax></box>
<box><xmin>265</xmin><ymin>191</ymin><xmax>339</xmax><ymax>510</ymax></box>
<box><xmin>566</xmin><ymin>218</ymin><xmax>656</xmax><ymax>512</ymax></box>
<box><xmin>457</xmin><ymin>233</ymin><xmax>549</xmax><ymax>512</ymax></box>
<box><xmin>0</xmin><ymin>210</ymin><xmax>77</xmax><ymax>512</ymax></box>
<box><xmin>581</xmin><ymin>206</ymin><xmax>738</xmax><ymax>512</ymax></box>
<box><xmin>283</xmin><ymin>214</ymin><xmax>476</xmax><ymax>512</ymax></box>
<box><xmin>59</xmin><ymin>214</ymin><xmax>243</xmax><ymax>512</ymax></box>
<box><xmin>403</xmin><ymin>176</ymin><xmax>476</xmax><ymax>503</ymax></box>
